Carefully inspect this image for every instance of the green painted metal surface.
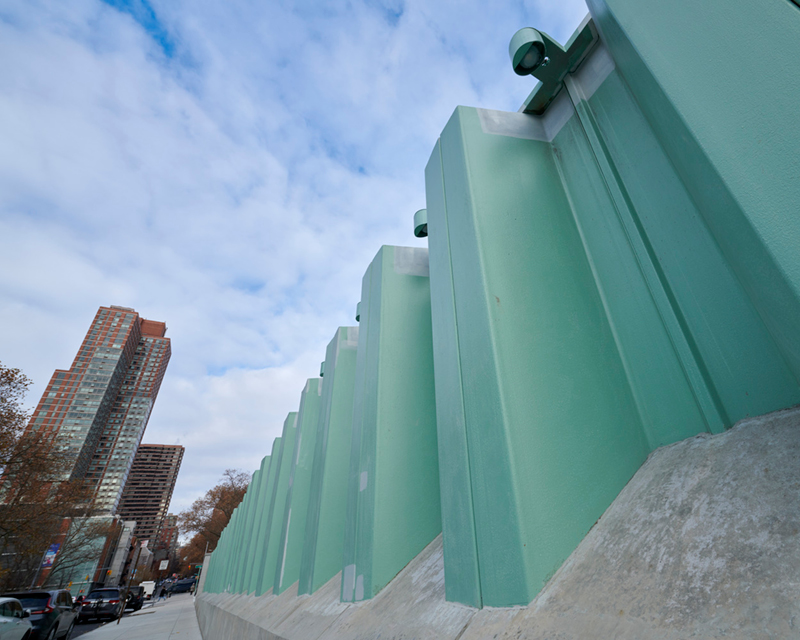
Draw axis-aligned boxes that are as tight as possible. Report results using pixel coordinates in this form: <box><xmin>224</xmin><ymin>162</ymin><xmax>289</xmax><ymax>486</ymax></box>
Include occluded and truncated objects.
<box><xmin>222</xmin><ymin>506</ymin><xmax>241</xmax><ymax>591</ymax></box>
<box><xmin>273</xmin><ymin>379</ymin><xmax>323</xmax><ymax>594</ymax></box>
<box><xmin>413</xmin><ymin>208</ymin><xmax>428</xmax><ymax>238</ymax></box>
<box><xmin>512</xmin><ymin>17</ymin><xmax>598</xmax><ymax>115</ymax></box>
<box><xmin>206</xmin><ymin>543</ymin><xmax>217</xmax><ymax>591</ymax></box>
<box><xmin>196</xmin><ymin>0</ymin><xmax>800</xmax><ymax>613</ymax></box>
<box><xmin>229</xmin><ymin>506</ymin><xmax>245</xmax><ymax>591</ymax></box>
<box><xmin>424</xmin><ymin>142</ymin><xmax>481</xmax><ymax>609</ymax></box>
<box><xmin>341</xmin><ymin>246</ymin><xmax>441</xmax><ymax>602</ymax></box>
<box><xmin>207</xmin><ymin>448</ymin><xmax>277</xmax><ymax>594</ymax></box>
<box><xmin>208</xmin><ymin>533</ymin><xmax>220</xmax><ymax>591</ymax></box>
<box><xmin>204</xmin><ymin>555</ymin><xmax>215</xmax><ymax>592</ymax></box>
<box><xmin>424</xmin><ymin>2</ymin><xmax>800</xmax><ymax>608</ymax></box>
<box><xmin>233</xmin><ymin>456</ymin><xmax>270</xmax><ymax>593</ymax></box>
<box><xmin>207</xmin><ymin>532</ymin><xmax>222</xmax><ymax>592</ymax></box>
<box><xmin>225</xmin><ymin>508</ymin><xmax>241</xmax><ymax>591</ymax></box>
<box><xmin>245</xmin><ymin>438</ymin><xmax>281</xmax><ymax>593</ymax></box>
<box><xmin>558</xmin><ymin>68</ymin><xmax>799</xmax><ymax>429</ymax></box>
<box><xmin>298</xmin><ymin>327</ymin><xmax>359</xmax><ymax>595</ymax></box>
<box><xmin>211</xmin><ymin>512</ymin><xmax>229</xmax><ymax>591</ymax></box>
<box><xmin>255</xmin><ymin>412</ymin><xmax>298</xmax><ymax>596</ymax></box>
<box><xmin>587</xmin><ymin>0</ymin><xmax>800</xmax><ymax>384</ymax></box>
<box><xmin>234</xmin><ymin>476</ymin><xmax>255</xmax><ymax>590</ymax></box>
<box><xmin>229</xmin><ymin>469</ymin><xmax>259</xmax><ymax>592</ymax></box>
<box><xmin>427</xmin><ymin>106</ymin><xmax>649</xmax><ymax>606</ymax></box>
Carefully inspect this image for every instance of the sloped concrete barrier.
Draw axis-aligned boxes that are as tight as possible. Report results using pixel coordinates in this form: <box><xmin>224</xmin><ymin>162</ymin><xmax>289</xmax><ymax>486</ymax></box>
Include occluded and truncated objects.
<box><xmin>197</xmin><ymin>406</ymin><xmax>800</xmax><ymax>639</ymax></box>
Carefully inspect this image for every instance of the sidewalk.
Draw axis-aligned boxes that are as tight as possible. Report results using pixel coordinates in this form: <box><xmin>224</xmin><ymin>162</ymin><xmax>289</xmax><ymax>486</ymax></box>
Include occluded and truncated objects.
<box><xmin>77</xmin><ymin>593</ymin><xmax>202</xmax><ymax>640</ymax></box>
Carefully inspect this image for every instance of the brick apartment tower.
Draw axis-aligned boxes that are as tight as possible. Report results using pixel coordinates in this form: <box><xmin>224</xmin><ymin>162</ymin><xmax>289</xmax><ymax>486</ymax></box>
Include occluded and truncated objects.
<box><xmin>27</xmin><ymin>305</ymin><xmax>171</xmax><ymax>513</ymax></box>
<box><xmin>116</xmin><ymin>444</ymin><xmax>184</xmax><ymax>549</ymax></box>
<box><xmin>158</xmin><ymin>514</ymin><xmax>180</xmax><ymax>556</ymax></box>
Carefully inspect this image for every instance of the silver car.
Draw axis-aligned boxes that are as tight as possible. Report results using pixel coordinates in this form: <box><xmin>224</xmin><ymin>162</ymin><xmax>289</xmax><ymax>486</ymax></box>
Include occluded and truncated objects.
<box><xmin>0</xmin><ymin>598</ymin><xmax>32</xmax><ymax>640</ymax></box>
<box><xmin>2</xmin><ymin>590</ymin><xmax>77</xmax><ymax>640</ymax></box>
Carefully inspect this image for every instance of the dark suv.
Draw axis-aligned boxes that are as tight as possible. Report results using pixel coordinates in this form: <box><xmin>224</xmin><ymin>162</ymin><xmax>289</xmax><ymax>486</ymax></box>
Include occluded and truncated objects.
<box><xmin>76</xmin><ymin>589</ymin><xmax>121</xmax><ymax>623</ymax></box>
<box><xmin>1</xmin><ymin>590</ymin><xmax>77</xmax><ymax>640</ymax></box>
<box><xmin>124</xmin><ymin>586</ymin><xmax>144</xmax><ymax>612</ymax></box>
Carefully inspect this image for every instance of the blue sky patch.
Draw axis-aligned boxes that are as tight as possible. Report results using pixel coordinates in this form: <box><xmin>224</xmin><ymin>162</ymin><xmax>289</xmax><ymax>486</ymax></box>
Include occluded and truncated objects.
<box><xmin>101</xmin><ymin>0</ymin><xmax>175</xmax><ymax>57</ymax></box>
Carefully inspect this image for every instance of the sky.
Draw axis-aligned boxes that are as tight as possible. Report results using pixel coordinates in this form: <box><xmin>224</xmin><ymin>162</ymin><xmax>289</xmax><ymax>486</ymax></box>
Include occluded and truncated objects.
<box><xmin>0</xmin><ymin>0</ymin><xmax>588</xmax><ymax>519</ymax></box>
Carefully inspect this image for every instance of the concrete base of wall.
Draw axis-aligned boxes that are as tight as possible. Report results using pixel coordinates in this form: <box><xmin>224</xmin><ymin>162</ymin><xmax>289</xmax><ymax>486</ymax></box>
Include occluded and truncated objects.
<box><xmin>196</xmin><ymin>405</ymin><xmax>800</xmax><ymax>639</ymax></box>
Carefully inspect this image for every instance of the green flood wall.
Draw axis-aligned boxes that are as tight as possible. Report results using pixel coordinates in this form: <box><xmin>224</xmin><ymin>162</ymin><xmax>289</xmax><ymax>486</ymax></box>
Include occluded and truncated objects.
<box><xmin>207</xmin><ymin>518</ymin><xmax>224</xmax><ymax>591</ymax></box>
<box><xmin>228</xmin><ymin>507</ymin><xmax>245</xmax><ymax>591</ymax></box>
<box><xmin>587</xmin><ymin>0</ymin><xmax>800</xmax><ymax>383</ymax></box>
<box><xmin>233</xmin><ymin>455</ymin><xmax>270</xmax><ymax>593</ymax></box>
<box><xmin>207</xmin><ymin>529</ymin><xmax>225</xmax><ymax>592</ymax></box>
<box><xmin>273</xmin><ymin>378</ymin><xmax>323</xmax><ymax>594</ymax></box>
<box><xmin>205</xmin><ymin>554</ymin><xmax>215</xmax><ymax>592</ymax></box>
<box><xmin>206</xmin><ymin>536</ymin><xmax>218</xmax><ymax>591</ymax></box>
<box><xmin>298</xmin><ymin>326</ymin><xmax>359</xmax><ymax>596</ymax></box>
<box><xmin>245</xmin><ymin>437</ymin><xmax>281</xmax><ymax>593</ymax></box>
<box><xmin>219</xmin><ymin>506</ymin><xmax>241</xmax><ymax>592</ymax></box>
<box><xmin>229</xmin><ymin>468</ymin><xmax>259</xmax><ymax>592</ymax></box>
<box><xmin>255</xmin><ymin>412</ymin><xmax>298</xmax><ymax>596</ymax></box>
<box><xmin>424</xmin><ymin>2</ymin><xmax>800</xmax><ymax>608</ymax></box>
<box><xmin>341</xmin><ymin>246</ymin><xmax>441</xmax><ymax>603</ymax></box>
<box><xmin>196</xmin><ymin>0</ymin><xmax>800</xmax><ymax>613</ymax></box>
<box><xmin>427</xmin><ymin>109</ymin><xmax>648</xmax><ymax>607</ymax></box>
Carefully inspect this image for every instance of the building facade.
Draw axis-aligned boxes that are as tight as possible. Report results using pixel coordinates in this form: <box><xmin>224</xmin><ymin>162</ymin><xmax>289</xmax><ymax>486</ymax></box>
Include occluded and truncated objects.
<box><xmin>158</xmin><ymin>513</ymin><xmax>180</xmax><ymax>556</ymax></box>
<box><xmin>151</xmin><ymin>513</ymin><xmax>180</xmax><ymax>573</ymax></box>
<box><xmin>105</xmin><ymin>520</ymin><xmax>136</xmax><ymax>587</ymax></box>
<box><xmin>116</xmin><ymin>445</ymin><xmax>184</xmax><ymax>549</ymax></box>
<box><xmin>27</xmin><ymin>305</ymin><xmax>171</xmax><ymax>513</ymax></box>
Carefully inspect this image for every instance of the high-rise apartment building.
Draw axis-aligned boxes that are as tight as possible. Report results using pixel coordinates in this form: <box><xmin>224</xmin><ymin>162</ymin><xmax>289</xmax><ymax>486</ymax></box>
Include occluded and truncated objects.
<box><xmin>151</xmin><ymin>513</ymin><xmax>180</xmax><ymax>571</ymax></box>
<box><xmin>159</xmin><ymin>514</ymin><xmax>180</xmax><ymax>554</ymax></box>
<box><xmin>116</xmin><ymin>444</ymin><xmax>184</xmax><ymax>548</ymax></box>
<box><xmin>27</xmin><ymin>305</ymin><xmax>171</xmax><ymax>513</ymax></box>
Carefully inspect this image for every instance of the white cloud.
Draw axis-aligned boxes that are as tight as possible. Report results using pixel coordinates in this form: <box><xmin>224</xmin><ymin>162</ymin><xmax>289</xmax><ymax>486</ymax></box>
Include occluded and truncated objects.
<box><xmin>0</xmin><ymin>0</ymin><xmax>587</xmax><ymax>514</ymax></box>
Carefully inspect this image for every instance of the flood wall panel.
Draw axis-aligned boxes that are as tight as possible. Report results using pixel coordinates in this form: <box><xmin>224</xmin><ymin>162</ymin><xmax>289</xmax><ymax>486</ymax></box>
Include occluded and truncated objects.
<box><xmin>341</xmin><ymin>246</ymin><xmax>441</xmax><ymax>602</ymax></box>
<box><xmin>273</xmin><ymin>379</ymin><xmax>322</xmax><ymax>594</ymax></box>
<box><xmin>424</xmin><ymin>3</ymin><xmax>800</xmax><ymax>608</ymax></box>
<box><xmin>588</xmin><ymin>0</ymin><xmax>800</xmax><ymax>381</ymax></box>
<box><xmin>255</xmin><ymin>412</ymin><xmax>298</xmax><ymax>596</ymax></box>
<box><xmin>245</xmin><ymin>442</ymin><xmax>279</xmax><ymax>594</ymax></box>
<box><xmin>299</xmin><ymin>327</ymin><xmax>359</xmax><ymax>595</ymax></box>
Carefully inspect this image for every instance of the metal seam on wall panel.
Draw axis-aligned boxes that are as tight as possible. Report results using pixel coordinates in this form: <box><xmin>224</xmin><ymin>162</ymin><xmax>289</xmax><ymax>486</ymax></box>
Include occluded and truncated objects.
<box><xmin>563</xmin><ymin>73</ymin><xmax>728</xmax><ymax>434</ymax></box>
<box><xmin>433</xmin><ymin>137</ymin><xmax>483</xmax><ymax>608</ymax></box>
<box><xmin>447</xmin><ymin>110</ymin><xmax>530</xmax><ymax>605</ymax></box>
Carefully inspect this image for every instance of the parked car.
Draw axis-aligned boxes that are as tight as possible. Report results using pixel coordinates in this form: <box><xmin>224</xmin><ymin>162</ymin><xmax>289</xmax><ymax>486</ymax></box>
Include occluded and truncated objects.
<box><xmin>123</xmin><ymin>586</ymin><xmax>143</xmax><ymax>611</ymax></box>
<box><xmin>0</xmin><ymin>597</ymin><xmax>32</xmax><ymax>640</ymax></box>
<box><xmin>0</xmin><ymin>591</ymin><xmax>76</xmax><ymax>640</ymax></box>
<box><xmin>165</xmin><ymin>579</ymin><xmax>195</xmax><ymax>594</ymax></box>
<box><xmin>76</xmin><ymin>589</ymin><xmax>122</xmax><ymax>623</ymax></box>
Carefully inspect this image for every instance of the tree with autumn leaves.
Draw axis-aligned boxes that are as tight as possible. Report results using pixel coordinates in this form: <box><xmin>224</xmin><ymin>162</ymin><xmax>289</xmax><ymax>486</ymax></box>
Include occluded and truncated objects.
<box><xmin>0</xmin><ymin>361</ymin><xmax>108</xmax><ymax>590</ymax></box>
<box><xmin>176</xmin><ymin>469</ymin><xmax>249</xmax><ymax>574</ymax></box>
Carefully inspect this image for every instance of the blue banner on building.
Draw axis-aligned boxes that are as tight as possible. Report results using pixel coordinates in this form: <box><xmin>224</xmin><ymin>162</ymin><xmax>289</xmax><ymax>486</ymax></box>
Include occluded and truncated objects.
<box><xmin>42</xmin><ymin>543</ymin><xmax>60</xmax><ymax>568</ymax></box>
